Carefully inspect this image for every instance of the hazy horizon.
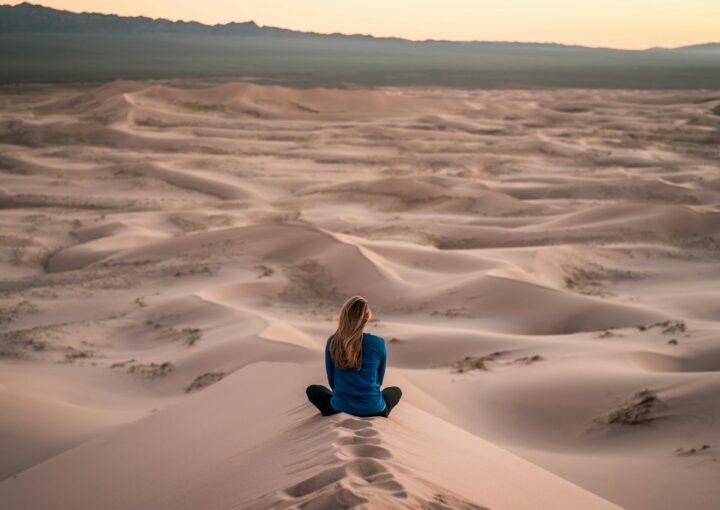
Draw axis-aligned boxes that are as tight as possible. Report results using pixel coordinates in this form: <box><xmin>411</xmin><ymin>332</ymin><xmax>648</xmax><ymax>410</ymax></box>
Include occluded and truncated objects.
<box><xmin>5</xmin><ymin>0</ymin><xmax>719</xmax><ymax>50</ymax></box>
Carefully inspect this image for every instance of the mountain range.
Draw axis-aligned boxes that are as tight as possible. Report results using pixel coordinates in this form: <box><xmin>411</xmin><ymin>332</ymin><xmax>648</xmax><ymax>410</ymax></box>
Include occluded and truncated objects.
<box><xmin>1</xmin><ymin>2</ymin><xmax>719</xmax><ymax>87</ymax></box>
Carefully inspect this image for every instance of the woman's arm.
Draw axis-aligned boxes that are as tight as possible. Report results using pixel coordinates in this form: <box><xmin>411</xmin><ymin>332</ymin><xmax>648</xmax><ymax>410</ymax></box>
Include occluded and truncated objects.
<box><xmin>377</xmin><ymin>339</ymin><xmax>387</xmax><ymax>386</ymax></box>
<box><xmin>325</xmin><ymin>337</ymin><xmax>335</xmax><ymax>389</ymax></box>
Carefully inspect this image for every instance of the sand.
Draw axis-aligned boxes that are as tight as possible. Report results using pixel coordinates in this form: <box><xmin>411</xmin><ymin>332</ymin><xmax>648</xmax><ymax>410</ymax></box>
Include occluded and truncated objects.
<box><xmin>0</xmin><ymin>81</ymin><xmax>719</xmax><ymax>510</ymax></box>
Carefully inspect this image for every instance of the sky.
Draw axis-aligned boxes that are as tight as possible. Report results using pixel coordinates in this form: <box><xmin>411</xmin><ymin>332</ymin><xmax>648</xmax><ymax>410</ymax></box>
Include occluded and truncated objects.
<box><xmin>10</xmin><ymin>0</ymin><xmax>720</xmax><ymax>49</ymax></box>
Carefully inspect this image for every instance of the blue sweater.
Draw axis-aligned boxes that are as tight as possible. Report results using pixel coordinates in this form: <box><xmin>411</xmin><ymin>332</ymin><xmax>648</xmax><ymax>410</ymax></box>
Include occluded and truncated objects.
<box><xmin>326</xmin><ymin>332</ymin><xmax>387</xmax><ymax>416</ymax></box>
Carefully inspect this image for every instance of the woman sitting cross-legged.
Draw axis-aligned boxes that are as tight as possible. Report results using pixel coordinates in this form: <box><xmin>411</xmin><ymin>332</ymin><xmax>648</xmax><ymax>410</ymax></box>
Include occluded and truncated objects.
<box><xmin>306</xmin><ymin>295</ymin><xmax>402</xmax><ymax>418</ymax></box>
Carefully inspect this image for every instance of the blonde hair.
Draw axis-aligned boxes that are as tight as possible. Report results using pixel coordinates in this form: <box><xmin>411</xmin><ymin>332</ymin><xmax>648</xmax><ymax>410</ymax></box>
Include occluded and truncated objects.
<box><xmin>330</xmin><ymin>295</ymin><xmax>372</xmax><ymax>370</ymax></box>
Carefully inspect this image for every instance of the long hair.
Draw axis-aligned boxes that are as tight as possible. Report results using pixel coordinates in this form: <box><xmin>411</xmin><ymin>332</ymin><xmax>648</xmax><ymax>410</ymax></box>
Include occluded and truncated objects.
<box><xmin>330</xmin><ymin>295</ymin><xmax>372</xmax><ymax>370</ymax></box>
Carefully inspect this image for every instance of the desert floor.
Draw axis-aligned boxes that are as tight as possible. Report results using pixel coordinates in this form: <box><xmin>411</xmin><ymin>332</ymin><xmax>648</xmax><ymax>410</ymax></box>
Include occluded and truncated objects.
<box><xmin>0</xmin><ymin>82</ymin><xmax>719</xmax><ymax>510</ymax></box>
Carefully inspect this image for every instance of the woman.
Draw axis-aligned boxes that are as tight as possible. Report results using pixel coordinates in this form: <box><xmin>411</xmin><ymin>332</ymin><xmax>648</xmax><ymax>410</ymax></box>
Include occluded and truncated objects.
<box><xmin>306</xmin><ymin>296</ymin><xmax>402</xmax><ymax>418</ymax></box>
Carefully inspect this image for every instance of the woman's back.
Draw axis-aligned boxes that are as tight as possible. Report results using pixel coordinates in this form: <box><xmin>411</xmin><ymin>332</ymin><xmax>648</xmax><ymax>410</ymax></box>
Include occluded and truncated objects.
<box><xmin>325</xmin><ymin>332</ymin><xmax>386</xmax><ymax>416</ymax></box>
<box><xmin>306</xmin><ymin>295</ymin><xmax>401</xmax><ymax>418</ymax></box>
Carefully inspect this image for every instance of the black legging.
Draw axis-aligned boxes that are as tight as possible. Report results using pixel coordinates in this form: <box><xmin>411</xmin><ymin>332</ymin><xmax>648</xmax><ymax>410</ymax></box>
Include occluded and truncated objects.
<box><xmin>306</xmin><ymin>385</ymin><xmax>402</xmax><ymax>418</ymax></box>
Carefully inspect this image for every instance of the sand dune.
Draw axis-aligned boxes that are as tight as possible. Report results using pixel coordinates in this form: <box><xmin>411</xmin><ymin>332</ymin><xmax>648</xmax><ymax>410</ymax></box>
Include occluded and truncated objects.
<box><xmin>1</xmin><ymin>82</ymin><xmax>719</xmax><ymax>509</ymax></box>
<box><xmin>0</xmin><ymin>364</ymin><xmax>621</xmax><ymax>510</ymax></box>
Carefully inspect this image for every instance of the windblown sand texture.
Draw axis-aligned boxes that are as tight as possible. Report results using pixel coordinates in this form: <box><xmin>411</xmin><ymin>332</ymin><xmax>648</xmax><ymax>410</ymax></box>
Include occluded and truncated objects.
<box><xmin>1</xmin><ymin>81</ymin><xmax>719</xmax><ymax>510</ymax></box>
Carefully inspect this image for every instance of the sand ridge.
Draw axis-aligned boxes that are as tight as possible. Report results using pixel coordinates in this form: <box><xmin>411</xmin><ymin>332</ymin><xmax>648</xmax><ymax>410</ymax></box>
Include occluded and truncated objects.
<box><xmin>0</xmin><ymin>363</ymin><xmax>621</xmax><ymax>510</ymax></box>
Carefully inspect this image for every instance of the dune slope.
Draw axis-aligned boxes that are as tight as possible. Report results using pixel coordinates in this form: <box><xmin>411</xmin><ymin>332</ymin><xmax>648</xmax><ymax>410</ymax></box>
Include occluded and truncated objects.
<box><xmin>0</xmin><ymin>363</ymin><xmax>621</xmax><ymax>510</ymax></box>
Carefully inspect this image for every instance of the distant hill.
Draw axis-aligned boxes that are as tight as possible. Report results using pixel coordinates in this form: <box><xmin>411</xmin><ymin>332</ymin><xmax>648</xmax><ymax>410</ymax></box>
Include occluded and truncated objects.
<box><xmin>1</xmin><ymin>2</ymin><xmax>719</xmax><ymax>88</ymax></box>
<box><xmin>676</xmin><ymin>43</ymin><xmax>720</xmax><ymax>52</ymax></box>
<box><xmin>0</xmin><ymin>2</ymin><xmax>274</xmax><ymax>36</ymax></box>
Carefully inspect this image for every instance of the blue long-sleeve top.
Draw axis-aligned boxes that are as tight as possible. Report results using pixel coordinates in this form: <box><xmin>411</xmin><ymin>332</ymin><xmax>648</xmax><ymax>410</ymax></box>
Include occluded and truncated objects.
<box><xmin>325</xmin><ymin>332</ymin><xmax>387</xmax><ymax>416</ymax></box>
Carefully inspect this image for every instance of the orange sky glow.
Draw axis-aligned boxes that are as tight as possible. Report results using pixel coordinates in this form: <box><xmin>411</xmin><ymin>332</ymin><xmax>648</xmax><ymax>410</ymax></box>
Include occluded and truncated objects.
<box><xmin>8</xmin><ymin>0</ymin><xmax>720</xmax><ymax>50</ymax></box>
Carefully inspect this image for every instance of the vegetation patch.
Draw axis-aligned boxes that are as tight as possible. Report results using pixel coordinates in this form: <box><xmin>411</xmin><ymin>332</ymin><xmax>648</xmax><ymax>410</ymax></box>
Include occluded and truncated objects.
<box><xmin>563</xmin><ymin>262</ymin><xmax>642</xmax><ymax>298</ymax></box>
<box><xmin>0</xmin><ymin>300</ymin><xmax>39</xmax><ymax>323</ymax></box>
<box><xmin>675</xmin><ymin>444</ymin><xmax>712</xmax><ymax>456</ymax></box>
<box><xmin>63</xmin><ymin>347</ymin><xmax>93</xmax><ymax>363</ymax></box>
<box><xmin>256</xmin><ymin>264</ymin><xmax>274</xmax><ymax>278</ymax></box>
<box><xmin>110</xmin><ymin>358</ymin><xmax>136</xmax><ymax>369</ymax></box>
<box><xmin>637</xmin><ymin>320</ymin><xmax>686</xmax><ymax>334</ymax></box>
<box><xmin>186</xmin><ymin>372</ymin><xmax>225</xmax><ymax>392</ymax></box>
<box><xmin>0</xmin><ymin>324</ymin><xmax>61</xmax><ymax>359</ymax></box>
<box><xmin>173</xmin><ymin>265</ymin><xmax>213</xmax><ymax>278</ymax></box>
<box><xmin>145</xmin><ymin>322</ymin><xmax>203</xmax><ymax>346</ymax></box>
<box><xmin>596</xmin><ymin>329</ymin><xmax>617</xmax><ymax>339</ymax></box>
<box><xmin>111</xmin><ymin>359</ymin><xmax>175</xmax><ymax>379</ymax></box>
<box><xmin>563</xmin><ymin>266</ymin><xmax>612</xmax><ymax>297</ymax></box>
<box><xmin>430</xmin><ymin>307</ymin><xmax>465</xmax><ymax>318</ymax></box>
<box><xmin>129</xmin><ymin>361</ymin><xmax>175</xmax><ymax>379</ymax></box>
<box><xmin>181</xmin><ymin>328</ymin><xmax>202</xmax><ymax>346</ymax></box>
<box><xmin>450</xmin><ymin>352</ymin><xmax>504</xmax><ymax>373</ymax></box>
<box><xmin>514</xmin><ymin>355</ymin><xmax>544</xmax><ymax>365</ymax></box>
<box><xmin>600</xmin><ymin>389</ymin><xmax>662</xmax><ymax>426</ymax></box>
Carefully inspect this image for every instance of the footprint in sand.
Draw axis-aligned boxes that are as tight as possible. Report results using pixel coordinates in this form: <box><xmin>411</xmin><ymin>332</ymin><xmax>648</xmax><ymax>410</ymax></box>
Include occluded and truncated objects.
<box><xmin>335</xmin><ymin>434</ymin><xmax>381</xmax><ymax>446</ymax></box>
<box><xmin>284</xmin><ymin>465</ymin><xmax>347</xmax><ymax>498</ymax></box>
<box><xmin>334</xmin><ymin>417</ymin><xmax>374</xmax><ymax>431</ymax></box>
<box><xmin>296</xmin><ymin>487</ymin><xmax>368</xmax><ymax>510</ymax></box>
<box><xmin>339</xmin><ymin>443</ymin><xmax>393</xmax><ymax>460</ymax></box>
<box><xmin>248</xmin><ymin>416</ymin><xmax>486</xmax><ymax>510</ymax></box>
<box><xmin>333</xmin><ymin>419</ymin><xmax>407</xmax><ymax>497</ymax></box>
<box><xmin>273</xmin><ymin>417</ymin><xmax>408</xmax><ymax>508</ymax></box>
